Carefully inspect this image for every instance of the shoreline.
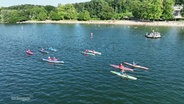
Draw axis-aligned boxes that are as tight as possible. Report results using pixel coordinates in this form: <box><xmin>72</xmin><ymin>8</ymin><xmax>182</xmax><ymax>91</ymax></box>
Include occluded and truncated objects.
<box><xmin>18</xmin><ymin>20</ymin><xmax>184</xmax><ymax>27</ymax></box>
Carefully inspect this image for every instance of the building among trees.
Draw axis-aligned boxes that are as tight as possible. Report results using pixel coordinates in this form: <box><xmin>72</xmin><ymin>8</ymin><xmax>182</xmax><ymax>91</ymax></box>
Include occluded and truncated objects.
<box><xmin>173</xmin><ymin>5</ymin><xmax>183</xmax><ymax>19</ymax></box>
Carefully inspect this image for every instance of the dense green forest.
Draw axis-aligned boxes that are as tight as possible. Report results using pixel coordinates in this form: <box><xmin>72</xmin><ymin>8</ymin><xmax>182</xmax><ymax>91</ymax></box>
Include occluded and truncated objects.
<box><xmin>0</xmin><ymin>0</ymin><xmax>183</xmax><ymax>23</ymax></box>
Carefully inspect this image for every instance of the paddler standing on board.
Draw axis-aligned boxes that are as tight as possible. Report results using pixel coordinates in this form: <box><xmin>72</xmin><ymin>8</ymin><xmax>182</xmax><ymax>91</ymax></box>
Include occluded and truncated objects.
<box><xmin>90</xmin><ymin>32</ymin><xmax>93</xmax><ymax>38</ymax></box>
<box><xmin>119</xmin><ymin>63</ymin><xmax>125</xmax><ymax>74</ymax></box>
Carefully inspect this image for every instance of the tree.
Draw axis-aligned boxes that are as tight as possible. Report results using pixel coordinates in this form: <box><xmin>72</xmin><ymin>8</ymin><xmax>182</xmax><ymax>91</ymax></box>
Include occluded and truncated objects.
<box><xmin>49</xmin><ymin>10</ymin><xmax>60</xmax><ymax>20</ymax></box>
<box><xmin>85</xmin><ymin>0</ymin><xmax>110</xmax><ymax>19</ymax></box>
<box><xmin>105</xmin><ymin>0</ymin><xmax>130</xmax><ymax>13</ymax></box>
<box><xmin>38</xmin><ymin>10</ymin><xmax>47</xmax><ymax>20</ymax></box>
<box><xmin>74</xmin><ymin>3</ymin><xmax>85</xmax><ymax>12</ymax></box>
<box><xmin>99</xmin><ymin>5</ymin><xmax>114</xmax><ymax>20</ymax></box>
<box><xmin>57</xmin><ymin>5</ymin><xmax>65</xmax><ymax>20</ymax></box>
<box><xmin>64</xmin><ymin>4</ymin><xmax>78</xmax><ymax>20</ymax></box>
<box><xmin>149</xmin><ymin>0</ymin><xmax>163</xmax><ymax>20</ymax></box>
<box><xmin>78</xmin><ymin>10</ymin><xmax>91</xmax><ymax>21</ymax></box>
<box><xmin>44</xmin><ymin>5</ymin><xmax>56</xmax><ymax>13</ymax></box>
<box><xmin>161</xmin><ymin>0</ymin><xmax>174</xmax><ymax>20</ymax></box>
<box><xmin>0</xmin><ymin>8</ymin><xmax>2</xmax><ymax>22</ymax></box>
<box><xmin>29</xmin><ymin>6</ymin><xmax>47</xmax><ymax>20</ymax></box>
<box><xmin>1</xmin><ymin>10</ymin><xmax>19</xmax><ymax>23</ymax></box>
<box><xmin>44</xmin><ymin>5</ymin><xmax>56</xmax><ymax>19</ymax></box>
<box><xmin>58</xmin><ymin>4</ymin><xmax>78</xmax><ymax>20</ymax></box>
<box><xmin>17</xmin><ymin>10</ymin><xmax>30</xmax><ymax>21</ymax></box>
<box><xmin>132</xmin><ymin>0</ymin><xmax>162</xmax><ymax>20</ymax></box>
<box><xmin>108</xmin><ymin>0</ymin><xmax>132</xmax><ymax>20</ymax></box>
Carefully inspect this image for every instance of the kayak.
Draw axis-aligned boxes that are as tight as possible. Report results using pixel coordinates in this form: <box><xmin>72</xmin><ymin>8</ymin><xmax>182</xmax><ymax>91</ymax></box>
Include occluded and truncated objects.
<box><xmin>124</xmin><ymin>62</ymin><xmax>149</xmax><ymax>70</ymax></box>
<box><xmin>88</xmin><ymin>50</ymin><xmax>101</xmax><ymax>55</ymax></box>
<box><xmin>110</xmin><ymin>64</ymin><xmax>134</xmax><ymax>71</ymax></box>
<box><xmin>110</xmin><ymin>71</ymin><xmax>137</xmax><ymax>80</ymax></box>
<box><xmin>26</xmin><ymin>51</ymin><xmax>33</xmax><ymax>55</ymax></box>
<box><xmin>42</xmin><ymin>58</ymin><xmax>64</xmax><ymax>64</ymax></box>
<box><xmin>48</xmin><ymin>47</ymin><xmax>57</xmax><ymax>52</ymax></box>
<box><xmin>39</xmin><ymin>50</ymin><xmax>49</xmax><ymax>54</ymax></box>
<box><xmin>81</xmin><ymin>51</ymin><xmax>95</xmax><ymax>56</ymax></box>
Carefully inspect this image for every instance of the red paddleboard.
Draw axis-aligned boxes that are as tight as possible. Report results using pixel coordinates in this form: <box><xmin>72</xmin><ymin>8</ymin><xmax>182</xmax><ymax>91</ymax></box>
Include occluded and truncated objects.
<box><xmin>110</xmin><ymin>64</ymin><xmax>134</xmax><ymax>71</ymax></box>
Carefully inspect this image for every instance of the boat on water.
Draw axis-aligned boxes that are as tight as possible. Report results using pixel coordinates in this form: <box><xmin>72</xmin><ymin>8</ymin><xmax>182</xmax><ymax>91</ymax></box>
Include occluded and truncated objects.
<box><xmin>110</xmin><ymin>64</ymin><xmax>134</xmax><ymax>71</ymax></box>
<box><xmin>110</xmin><ymin>71</ymin><xmax>137</xmax><ymax>80</ymax></box>
<box><xmin>124</xmin><ymin>62</ymin><xmax>149</xmax><ymax>70</ymax></box>
<box><xmin>48</xmin><ymin>47</ymin><xmax>57</xmax><ymax>52</ymax></box>
<box><xmin>26</xmin><ymin>50</ymin><xmax>33</xmax><ymax>55</ymax></box>
<box><xmin>87</xmin><ymin>50</ymin><xmax>101</xmax><ymax>55</ymax></box>
<box><xmin>145</xmin><ymin>30</ymin><xmax>161</xmax><ymax>38</ymax></box>
<box><xmin>81</xmin><ymin>51</ymin><xmax>95</xmax><ymax>56</ymax></box>
<box><xmin>42</xmin><ymin>58</ymin><xmax>64</xmax><ymax>64</ymax></box>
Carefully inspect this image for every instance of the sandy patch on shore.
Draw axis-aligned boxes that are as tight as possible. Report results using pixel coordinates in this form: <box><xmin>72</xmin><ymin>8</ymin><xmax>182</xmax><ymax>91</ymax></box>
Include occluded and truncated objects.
<box><xmin>19</xmin><ymin>20</ymin><xmax>184</xmax><ymax>27</ymax></box>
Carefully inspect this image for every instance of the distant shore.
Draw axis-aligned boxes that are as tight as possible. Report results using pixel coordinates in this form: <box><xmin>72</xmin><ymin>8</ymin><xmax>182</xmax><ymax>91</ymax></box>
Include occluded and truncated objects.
<box><xmin>19</xmin><ymin>20</ymin><xmax>184</xmax><ymax>27</ymax></box>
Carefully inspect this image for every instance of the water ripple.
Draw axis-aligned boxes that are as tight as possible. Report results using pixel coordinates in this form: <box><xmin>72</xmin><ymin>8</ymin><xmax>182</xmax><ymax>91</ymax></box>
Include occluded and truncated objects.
<box><xmin>0</xmin><ymin>24</ymin><xmax>184</xmax><ymax>104</ymax></box>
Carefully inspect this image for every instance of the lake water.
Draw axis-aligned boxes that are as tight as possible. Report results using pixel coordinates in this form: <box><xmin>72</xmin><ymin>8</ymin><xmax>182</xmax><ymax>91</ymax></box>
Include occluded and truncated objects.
<box><xmin>0</xmin><ymin>23</ymin><xmax>184</xmax><ymax>104</ymax></box>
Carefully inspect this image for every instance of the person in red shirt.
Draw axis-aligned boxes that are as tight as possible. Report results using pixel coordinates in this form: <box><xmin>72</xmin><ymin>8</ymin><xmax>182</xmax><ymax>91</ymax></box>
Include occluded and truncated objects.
<box><xmin>52</xmin><ymin>57</ymin><xmax>57</xmax><ymax>61</ymax></box>
<box><xmin>119</xmin><ymin>63</ymin><xmax>125</xmax><ymax>74</ymax></box>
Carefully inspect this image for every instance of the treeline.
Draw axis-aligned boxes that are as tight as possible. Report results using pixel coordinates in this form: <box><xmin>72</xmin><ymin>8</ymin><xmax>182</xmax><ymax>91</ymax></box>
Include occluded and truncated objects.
<box><xmin>0</xmin><ymin>0</ymin><xmax>183</xmax><ymax>23</ymax></box>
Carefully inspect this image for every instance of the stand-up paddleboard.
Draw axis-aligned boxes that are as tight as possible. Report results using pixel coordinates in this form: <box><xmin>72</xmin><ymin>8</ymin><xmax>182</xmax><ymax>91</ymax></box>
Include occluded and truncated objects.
<box><xmin>124</xmin><ymin>62</ymin><xmax>149</xmax><ymax>70</ymax></box>
<box><xmin>110</xmin><ymin>71</ymin><xmax>137</xmax><ymax>80</ymax></box>
<box><xmin>42</xmin><ymin>58</ymin><xmax>64</xmax><ymax>64</ymax></box>
<box><xmin>110</xmin><ymin>64</ymin><xmax>134</xmax><ymax>71</ymax></box>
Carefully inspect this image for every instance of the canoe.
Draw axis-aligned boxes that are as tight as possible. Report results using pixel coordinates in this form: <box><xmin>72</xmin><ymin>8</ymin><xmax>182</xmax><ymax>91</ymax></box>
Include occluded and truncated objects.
<box><xmin>42</xmin><ymin>58</ymin><xmax>64</xmax><ymax>64</ymax></box>
<box><xmin>39</xmin><ymin>50</ymin><xmax>49</xmax><ymax>54</ymax></box>
<box><xmin>81</xmin><ymin>52</ymin><xmax>95</xmax><ymax>56</ymax></box>
<box><xmin>26</xmin><ymin>51</ymin><xmax>33</xmax><ymax>55</ymax></box>
<box><xmin>110</xmin><ymin>71</ymin><xmax>137</xmax><ymax>80</ymax></box>
<box><xmin>88</xmin><ymin>50</ymin><xmax>101</xmax><ymax>55</ymax></box>
<box><xmin>110</xmin><ymin>64</ymin><xmax>134</xmax><ymax>71</ymax></box>
<box><xmin>124</xmin><ymin>62</ymin><xmax>149</xmax><ymax>70</ymax></box>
